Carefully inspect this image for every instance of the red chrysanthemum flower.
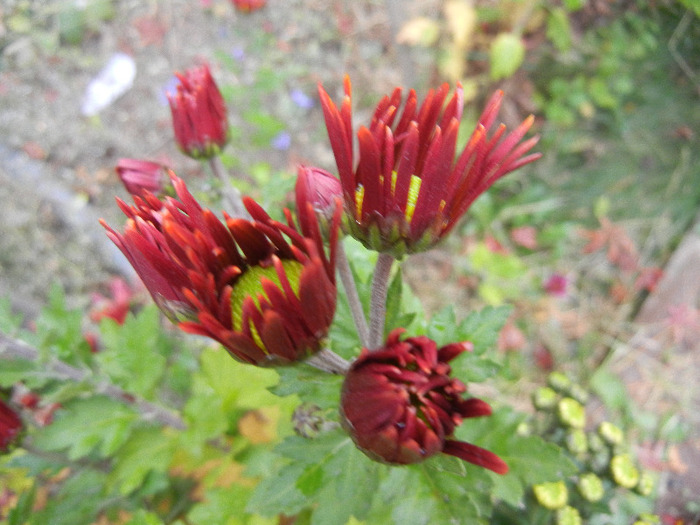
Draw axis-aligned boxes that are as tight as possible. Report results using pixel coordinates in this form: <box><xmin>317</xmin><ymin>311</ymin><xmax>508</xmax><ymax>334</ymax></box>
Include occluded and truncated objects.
<box><xmin>167</xmin><ymin>64</ymin><xmax>229</xmax><ymax>159</ymax></box>
<box><xmin>101</xmin><ymin>173</ymin><xmax>339</xmax><ymax>366</ymax></box>
<box><xmin>319</xmin><ymin>77</ymin><xmax>542</xmax><ymax>257</ymax></box>
<box><xmin>0</xmin><ymin>399</ymin><xmax>22</xmax><ymax>452</ymax></box>
<box><xmin>116</xmin><ymin>158</ymin><xmax>169</xmax><ymax>197</ymax></box>
<box><xmin>231</xmin><ymin>0</ymin><xmax>267</xmax><ymax>13</ymax></box>
<box><xmin>340</xmin><ymin>328</ymin><xmax>508</xmax><ymax>473</ymax></box>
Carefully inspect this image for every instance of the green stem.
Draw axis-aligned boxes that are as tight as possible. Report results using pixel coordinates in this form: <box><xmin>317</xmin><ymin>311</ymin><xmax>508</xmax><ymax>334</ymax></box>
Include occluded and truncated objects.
<box><xmin>336</xmin><ymin>242</ymin><xmax>370</xmax><ymax>348</ymax></box>
<box><xmin>208</xmin><ymin>156</ymin><xmax>249</xmax><ymax>219</ymax></box>
<box><xmin>368</xmin><ymin>253</ymin><xmax>395</xmax><ymax>350</ymax></box>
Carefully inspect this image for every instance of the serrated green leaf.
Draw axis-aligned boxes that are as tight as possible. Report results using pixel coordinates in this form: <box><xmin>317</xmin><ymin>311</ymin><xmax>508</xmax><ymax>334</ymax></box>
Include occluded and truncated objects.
<box><xmin>246</xmin><ymin>462</ymin><xmax>309</xmax><ymax>517</ymax></box>
<box><xmin>452</xmin><ymin>353</ymin><xmax>502</xmax><ymax>383</ymax></box>
<box><xmin>109</xmin><ymin>427</ymin><xmax>176</xmax><ymax>495</ymax></box>
<box><xmin>455</xmin><ymin>406</ymin><xmax>577</xmax><ymax>507</ymax></box>
<box><xmin>200</xmin><ymin>347</ymin><xmax>280</xmax><ymax>410</ymax></box>
<box><xmin>97</xmin><ymin>306</ymin><xmax>167</xmax><ymax>399</ymax></box>
<box><xmin>270</xmin><ymin>364</ymin><xmax>342</xmax><ymax>410</ymax></box>
<box><xmin>34</xmin><ymin>283</ymin><xmax>91</xmax><ymax>366</ymax></box>
<box><xmin>298</xmin><ymin>462</ymin><xmax>325</xmax><ymax>496</ymax></box>
<box><xmin>456</xmin><ymin>305</ymin><xmax>512</xmax><ymax>355</ymax></box>
<box><xmin>32</xmin><ymin>396</ymin><xmax>137</xmax><ymax>460</ymax></box>
<box><xmin>189</xmin><ymin>485</ymin><xmax>269</xmax><ymax>525</ymax></box>
<box><xmin>319</xmin><ymin>439</ymin><xmax>379</xmax><ymax>521</ymax></box>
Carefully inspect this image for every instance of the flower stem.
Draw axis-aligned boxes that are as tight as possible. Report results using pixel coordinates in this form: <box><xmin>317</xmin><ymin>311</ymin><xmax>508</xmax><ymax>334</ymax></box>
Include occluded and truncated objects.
<box><xmin>336</xmin><ymin>242</ymin><xmax>370</xmax><ymax>348</ymax></box>
<box><xmin>0</xmin><ymin>332</ymin><xmax>186</xmax><ymax>430</ymax></box>
<box><xmin>208</xmin><ymin>156</ymin><xmax>250</xmax><ymax>219</ymax></box>
<box><xmin>306</xmin><ymin>348</ymin><xmax>351</xmax><ymax>375</ymax></box>
<box><xmin>368</xmin><ymin>253</ymin><xmax>395</xmax><ymax>350</ymax></box>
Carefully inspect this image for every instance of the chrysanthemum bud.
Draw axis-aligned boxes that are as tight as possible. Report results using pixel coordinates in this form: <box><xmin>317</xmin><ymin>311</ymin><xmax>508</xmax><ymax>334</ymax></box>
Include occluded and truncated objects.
<box><xmin>533</xmin><ymin>480</ymin><xmax>568</xmax><ymax>509</ymax></box>
<box><xmin>340</xmin><ymin>329</ymin><xmax>507</xmax><ymax>474</ymax></box>
<box><xmin>533</xmin><ymin>386</ymin><xmax>558</xmax><ymax>410</ymax></box>
<box><xmin>556</xmin><ymin>505</ymin><xmax>582</xmax><ymax>525</ymax></box>
<box><xmin>610</xmin><ymin>454</ymin><xmax>640</xmax><ymax>488</ymax></box>
<box><xmin>557</xmin><ymin>397</ymin><xmax>586</xmax><ymax>429</ymax></box>
<box><xmin>636</xmin><ymin>471</ymin><xmax>655</xmax><ymax>497</ymax></box>
<box><xmin>598</xmin><ymin>421</ymin><xmax>624</xmax><ymax>446</ymax></box>
<box><xmin>566</xmin><ymin>429</ymin><xmax>588</xmax><ymax>455</ymax></box>
<box><xmin>547</xmin><ymin>371</ymin><xmax>572</xmax><ymax>393</ymax></box>
<box><xmin>577</xmin><ymin>472</ymin><xmax>604</xmax><ymax>502</ymax></box>
<box><xmin>167</xmin><ymin>64</ymin><xmax>229</xmax><ymax>159</ymax></box>
<box><xmin>295</xmin><ymin>165</ymin><xmax>342</xmax><ymax>236</ymax></box>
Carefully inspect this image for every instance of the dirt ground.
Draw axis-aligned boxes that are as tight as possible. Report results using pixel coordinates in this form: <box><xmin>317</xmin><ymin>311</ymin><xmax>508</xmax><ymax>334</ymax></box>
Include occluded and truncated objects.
<box><xmin>1</xmin><ymin>0</ymin><xmax>699</xmax><ymax>521</ymax></box>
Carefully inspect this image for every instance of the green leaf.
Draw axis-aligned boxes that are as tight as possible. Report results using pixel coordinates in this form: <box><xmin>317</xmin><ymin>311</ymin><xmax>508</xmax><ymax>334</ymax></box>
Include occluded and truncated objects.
<box><xmin>124</xmin><ymin>510</ymin><xmax>165</xmax><ymax>525</ymax></box>
<box><xmin>189</xmin><ymin>485</ymin><xmax>271</xmax><ymax>525</ymax></box>
<box><xmin>490</xmin><ymin>33</ymin><xmax>525</xmax><ymax>80</ymax></box>
<box><xmin>250</xmin><ymin>430</ymin><xmax>381</xmax><ymax>524</ymax></box>
<box><xmin>7</xmin><ymin>484</ymin><xmax>35</xmax><ymax>525</ymax></box>
<box><xmin>455</xmin><ymin>406</ymin><xmax>577</xmax><ymax>507</ymax></box>
<box><xmin>96</xmin><ymin>306</ymin><xmax>167</xmax><ymax>399</ymax></box>
<box><xmin>246</xmin><ymin>462</ymin><xmax>309</xmax><ymax>517</ymax></box>
<box><xmin>29</xmin><ymin>469</ymin><xmax>107</xmax><ymax>525</ymax></box>
<box><xmin>590</xmin><ymin>367</ymin><xmax>630</xmax><ymax>414</ymax></box>
<box><xmin>547</xmin><ymin>8</ymin><xmax>572</xmax><ymax>52</ymax></box>
<box><xmin>0</xmin><ymin>296</ymin><xmax>23</xmax><ymax>334</ymax></box>
<box><xmin>270</xmin><ymin>364</ymin><xmax>342</xmax><ymax>410</ymax></box>
<box><xmin>33</xmin><ymin>283</ymin><xmax>91</xmax><ymax>366</ymax></box>
<box><xmin>376</xmin><ymin>464</ymin><xmax>488</xmax><ymax>525</ymax></box>
<box><xmin>32</xmin><ymin>396</ymin><xmax>137</xmax><ymax>460</ymax></box>
<box><xmin>456</xmin><ymin>305</ymin><xmax>512</xmax><ymax>355</ymax></box>
<box><xmin>109</xmin><ymin>426</ymin><xmax>177</xmax><ymax>495</ymax></box>
<box><xmin>0</xmin><ymin>359</ymin><xmax>40</xmax><ymax>388</ymax></box>
<box><xmin>312</xmin><ymin>439</ymin><xmax>380</xmax><ymax>525</ymax></box>
<box><xmin>452</xmin><ymin>353</ymin><xmax>502</xmax><ymax>383</ymax></box>
<box><xmin>200</xmin><ymin>347</ymin><xmax>281</xmax><ymax>411</ymax></box>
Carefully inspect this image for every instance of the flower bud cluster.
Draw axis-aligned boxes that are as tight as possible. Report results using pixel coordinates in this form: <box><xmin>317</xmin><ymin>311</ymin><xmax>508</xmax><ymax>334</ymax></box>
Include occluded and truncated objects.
<box><xmin>527</xmin><ymin>372</ymin><xmax>659</xmax><ymax>523</ymax></box>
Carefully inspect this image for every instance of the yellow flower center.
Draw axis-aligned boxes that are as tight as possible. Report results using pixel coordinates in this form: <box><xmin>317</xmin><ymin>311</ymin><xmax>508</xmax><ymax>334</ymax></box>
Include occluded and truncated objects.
<box><xmin>230</xmin><ymin>260</ymin><xmax>304</xmax><ymax>349</ymax></box>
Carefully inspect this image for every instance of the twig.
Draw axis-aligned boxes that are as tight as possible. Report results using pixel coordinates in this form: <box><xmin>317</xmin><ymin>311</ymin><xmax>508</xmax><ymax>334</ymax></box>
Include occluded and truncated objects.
<box><xmin>208</xmin><ymin>156</ymin><xmax>250</xmax><ymax>219</ymax></box>
<box><xmin>336</xmin><ymin>242</ymin><xmax>371</xmax><ymax>348</ymax></box>
<box><xmin>368</xmin><ymin>253</ymin><xmax>395</xmax><ymax>350</ymax></box>
<box><xmin>0</xmin><ymin>332</ymin><xmax>186</xmax><ymax>430</ymax></box>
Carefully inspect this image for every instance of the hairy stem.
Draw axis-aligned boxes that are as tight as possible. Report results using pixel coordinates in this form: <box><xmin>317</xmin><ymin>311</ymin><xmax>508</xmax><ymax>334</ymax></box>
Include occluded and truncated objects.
<box><xmin>368</xmin><ymin>253</ymin><xmax>395</xmax><ymax>350</ymax></box>
<box><xmin>209</xmin><ymin>156</ymin><xmax>249</xmax><ymax>219</ymax></box>
<box><xmin>306</xmin><ymin>348</ymin><xmax>351</xmax><ymax>375</ymax></box>
<box><xmin>336</xmin><ymin>242</ymin><xmax>370</xmax><ymax>348</ymax></box>
<box><xmin>0</xmin><ymin>333</ymin><xmax>186</xmax><ymax>430</ymax></box>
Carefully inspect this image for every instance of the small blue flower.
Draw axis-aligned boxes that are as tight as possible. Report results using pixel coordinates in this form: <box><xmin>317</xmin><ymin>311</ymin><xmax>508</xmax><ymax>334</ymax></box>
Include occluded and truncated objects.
<box><xmin>231</xmin><ymin>47</ymin><xmax>246</xmax><ymax>62</ymax></box>
<box><xmin>159</xmin><ymin>76</ymin><xmax>181</xmax><ymax>106</ymax></box>
<box><xmin>290</xmin><ymin>88</ymin><xmax>314</xmax><ymax>110</ymax></box>
<box><xmin>271</xmin><ymin>131</ymin><xmax>291</xmax><ymax>150</ymax></box>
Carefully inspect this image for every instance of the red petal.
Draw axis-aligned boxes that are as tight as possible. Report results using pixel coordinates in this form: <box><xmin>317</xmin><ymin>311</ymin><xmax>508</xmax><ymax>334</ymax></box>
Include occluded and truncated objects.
<box><xmin>442</xmin><ymin>440</ymin><xmax>509</xmax><ymax>474</ymax></box>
